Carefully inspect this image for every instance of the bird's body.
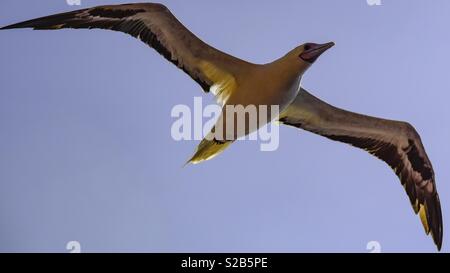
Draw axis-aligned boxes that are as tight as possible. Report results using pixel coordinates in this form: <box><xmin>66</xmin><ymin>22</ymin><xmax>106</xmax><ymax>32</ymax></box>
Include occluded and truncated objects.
<box><xmin>189</xmin><ymin>47</ymin><xmax>312</xmax><ymax>162</ymax></box>
<box><xmin>0</xmin><ymin>2</ymin><xmax>443</xmax><ymax>250</ymax></box>
<box><xmin>228</xmin><ymin>54</ymin><xmax>306</xmax><ymax>110</ymax></box>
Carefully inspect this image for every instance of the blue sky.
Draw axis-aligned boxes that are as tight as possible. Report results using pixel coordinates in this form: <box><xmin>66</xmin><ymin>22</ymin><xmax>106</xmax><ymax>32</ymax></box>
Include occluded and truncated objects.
<box><xmin>1</xmin><ymin>0</ymin><xmax>449</xmax><ymax>252</ymax></box>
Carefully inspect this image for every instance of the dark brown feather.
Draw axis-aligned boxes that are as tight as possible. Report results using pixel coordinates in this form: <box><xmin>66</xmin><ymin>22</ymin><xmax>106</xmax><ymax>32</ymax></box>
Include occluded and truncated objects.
<box><xmin>280</xmin><ymin>88</ymin><xmax>443</xmax><ymax>250</ymax></box>
<box><xmin>0</xmin><ymin>3</ymin><xmax>216</xmax><ymax>92</ymax></box>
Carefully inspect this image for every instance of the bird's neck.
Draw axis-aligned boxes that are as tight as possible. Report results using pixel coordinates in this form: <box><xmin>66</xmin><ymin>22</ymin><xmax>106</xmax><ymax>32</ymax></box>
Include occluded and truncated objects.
<box><xmin>266</xmin><ymin>55</ymin><xmax>307</xmax><ymax>80</ymax></box>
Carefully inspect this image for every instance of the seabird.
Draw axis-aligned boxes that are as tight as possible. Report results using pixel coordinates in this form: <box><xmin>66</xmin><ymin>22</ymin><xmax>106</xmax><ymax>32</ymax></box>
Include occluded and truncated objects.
<box><xmin>0</xmin><ymin>3</ymin><xmax>443</xmax><ymax>250</ymax></box>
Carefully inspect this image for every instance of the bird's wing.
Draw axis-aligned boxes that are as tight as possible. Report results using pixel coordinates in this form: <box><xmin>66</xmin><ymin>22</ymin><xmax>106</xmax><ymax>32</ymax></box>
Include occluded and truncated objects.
<box><xmin>1</xmin><ymin>3</ymin><xmax>248</xmax><ymax>104</ymax></box>
<box><xmin>279</xmin><ymin>88</ymin><xmax>443</xmax><ymax>250</ymax></box>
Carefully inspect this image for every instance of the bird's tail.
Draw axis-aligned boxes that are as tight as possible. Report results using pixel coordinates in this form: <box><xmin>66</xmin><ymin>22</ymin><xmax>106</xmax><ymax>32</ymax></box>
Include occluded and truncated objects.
<box><xmin>186</xmin><ymin>137</ymin><xmax>233</xmax><ymax>165</ymax></box>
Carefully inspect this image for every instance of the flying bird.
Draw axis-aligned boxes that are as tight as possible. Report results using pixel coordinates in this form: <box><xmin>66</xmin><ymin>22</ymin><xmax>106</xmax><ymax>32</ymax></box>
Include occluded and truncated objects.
<box><xmin>0</xmin><ymin>3</ymin><xmax>443</xmax><ymax>250</ymax></box>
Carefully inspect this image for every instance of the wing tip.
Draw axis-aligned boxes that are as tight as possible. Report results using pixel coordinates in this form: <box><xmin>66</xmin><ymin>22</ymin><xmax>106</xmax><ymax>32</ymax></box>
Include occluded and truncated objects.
<box><xmin>430</xmin><ymin>193</ymin><xmax>443</xmax><ymax>251</ymax></box>
<box><xmin>418</xmin><ymin>193</ymin><xmax>443</xmax><ymax>251</ymax></box>
<box><xmin>0</xmin><ymin>8</ymin><xmax>90</xmax><ymax>31</ymax></box>
<box><xmin>1</xmin><ymin>20</ymin><xmax>46</xmax><ymax>30</ymax></box>
<box><xmin>0</xmin><ymin>23</ymin><xmax>26</xmax><ymax>30</ymax></box>
<box><xmin>436</xmin><ymin>239</ymin><xmax>442</xmax><ymax>251</ymax></box>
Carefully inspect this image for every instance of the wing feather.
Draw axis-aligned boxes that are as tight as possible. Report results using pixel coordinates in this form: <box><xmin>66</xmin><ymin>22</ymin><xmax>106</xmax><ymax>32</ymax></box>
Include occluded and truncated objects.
<box><xmin>280</xmin><ymin>88</ymin><xmax>443</xmax><ymax>250</ymax></box>
<box><xmin>1</xmin><ymin>3</ymin><xmax>249</xmax><ymax>101</ymax></box>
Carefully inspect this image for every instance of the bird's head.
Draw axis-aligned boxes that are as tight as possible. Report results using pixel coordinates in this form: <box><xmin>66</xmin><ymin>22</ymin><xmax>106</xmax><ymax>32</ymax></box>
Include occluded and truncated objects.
<box><xmin>283</xmin><ymin>42</ymin><xmax>334</xmax><ymax>75</ymax></box>
<box><xmin>299</xmin><ymin>42</ymin><xmax>335</xmax><ymax>64</ymax></box>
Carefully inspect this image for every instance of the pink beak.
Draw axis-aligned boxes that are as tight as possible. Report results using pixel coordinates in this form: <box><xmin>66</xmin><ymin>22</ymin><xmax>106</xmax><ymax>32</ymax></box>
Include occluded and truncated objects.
<box><xmin>300</xmin><ymin>42</ymin><xmax>335</xmax><ymax>63</ymax></box>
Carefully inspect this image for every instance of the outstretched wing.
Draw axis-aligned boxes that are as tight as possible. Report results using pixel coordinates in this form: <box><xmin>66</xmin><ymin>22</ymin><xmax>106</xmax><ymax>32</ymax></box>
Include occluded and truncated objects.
<box><xmin>1</xmin><ymin>3</ymin><xmax>249</xmax><ymax>104</ymax></box>
<box><xmin>279</xmin><ymin>88</ymin><xmax>443</xmax><ymax>250</ymax></box>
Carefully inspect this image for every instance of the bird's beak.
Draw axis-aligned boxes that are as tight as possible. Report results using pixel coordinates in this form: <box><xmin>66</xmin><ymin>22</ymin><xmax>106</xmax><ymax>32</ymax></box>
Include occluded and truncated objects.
<box><xmin>300</xmin><ymin>42</ymin><xmax>335</xmax><ymax>63</ymax></box>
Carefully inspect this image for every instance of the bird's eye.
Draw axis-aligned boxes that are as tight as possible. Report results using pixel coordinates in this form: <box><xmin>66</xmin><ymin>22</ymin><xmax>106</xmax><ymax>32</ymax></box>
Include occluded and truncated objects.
<box><xmin>304</xmin><ymin>44</ymin><xmax>311</xmax><ymax>51</ymax></box>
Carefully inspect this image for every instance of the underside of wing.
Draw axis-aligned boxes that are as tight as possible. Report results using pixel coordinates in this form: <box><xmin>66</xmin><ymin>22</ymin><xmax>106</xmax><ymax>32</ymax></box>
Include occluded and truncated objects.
<box><xmin>279</xmin><ymin>88</ymin><xmax>443</xmax><ymax>250</ymax></box>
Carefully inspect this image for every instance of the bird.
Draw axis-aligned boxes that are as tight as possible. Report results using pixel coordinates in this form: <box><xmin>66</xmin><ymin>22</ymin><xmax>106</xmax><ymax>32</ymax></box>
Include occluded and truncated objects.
<box><xmin>0</xmin><ymin>2</ymin><xmax>443</xmax><ymax>250</ymax></box>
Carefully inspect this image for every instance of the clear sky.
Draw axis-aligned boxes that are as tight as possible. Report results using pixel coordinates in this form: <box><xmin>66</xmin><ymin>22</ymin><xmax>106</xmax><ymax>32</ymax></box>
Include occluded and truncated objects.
<box><xmin>1</xmin><ymin>0</ymin><xmax>449</xmax><ymax>253</ymax></box>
